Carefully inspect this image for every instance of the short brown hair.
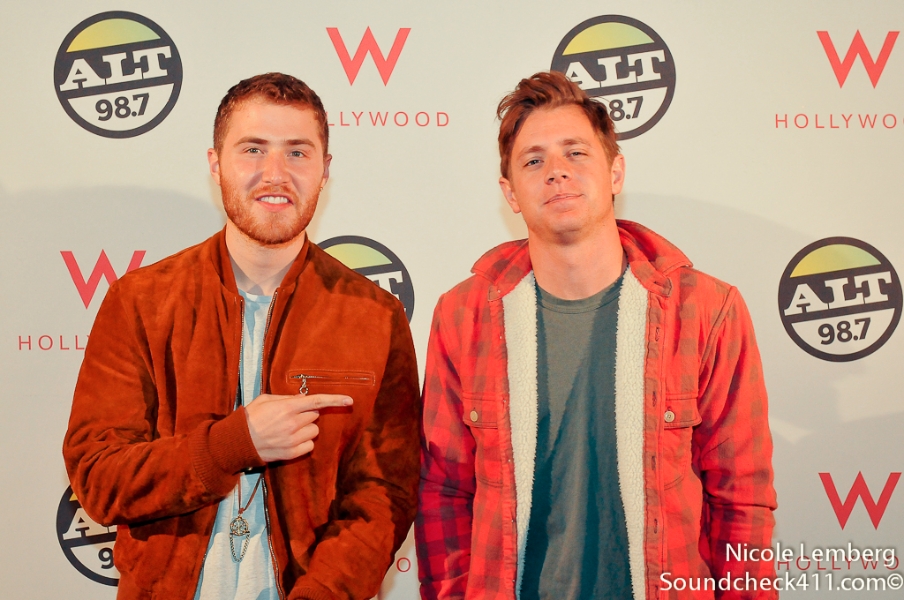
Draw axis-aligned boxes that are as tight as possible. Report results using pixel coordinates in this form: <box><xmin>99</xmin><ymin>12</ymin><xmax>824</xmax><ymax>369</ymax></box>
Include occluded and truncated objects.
<box><xmin>497</xmin><ymin>71</ymin><xmax>619</xmax><ymax>179</ymax></box>
<box><xmin>213</xmin><ymin>72</ymin><xmax>329</xmax><ymax>155</ymax></box>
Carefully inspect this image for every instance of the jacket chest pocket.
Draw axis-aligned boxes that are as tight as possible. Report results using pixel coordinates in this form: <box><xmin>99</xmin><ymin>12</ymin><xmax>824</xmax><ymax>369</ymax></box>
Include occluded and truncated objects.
<box><xmin>660</xmin><ymin>393</ymin><xmax>702</xmax><ymax>490</ymax></box>
<box><xmin>286</xmin><ymin>369</ymin><xmax>375</xmax><ymax>395</ymax></box>
<box><xmin>462</xmin><ymin>393</ymin><xmax>504</xmax><ymax>487</ymax></box>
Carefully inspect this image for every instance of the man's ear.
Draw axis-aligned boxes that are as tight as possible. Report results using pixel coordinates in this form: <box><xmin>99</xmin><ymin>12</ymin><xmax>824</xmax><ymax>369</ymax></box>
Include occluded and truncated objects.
<box><xmin>207</xmin><ymin>148</ymin><xmax>221</xmax><ymax>186</ymax></box>
<box><xmin>321</xmin><ymin>153</ymin><xmax>332</xmax><ymax>186</ymax></box>
<box><xmin>499</xmin><ymin>177</ymin><xmax>522</xmax><ymax>214</ymax></box>
<box><xmin>610</xmin><ymin>154</ymin><xmax>626</xmax><ymax>195</ymax></box>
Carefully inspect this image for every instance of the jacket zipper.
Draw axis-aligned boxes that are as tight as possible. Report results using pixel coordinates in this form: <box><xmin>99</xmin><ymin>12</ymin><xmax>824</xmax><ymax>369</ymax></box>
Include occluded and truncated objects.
<box><xmin>237</xmin><ymin>296</ymin><xmax>245</xmax><ymax>407</ymax></box>
<box><xmin>290</xmin><ymin>372</ymin><xmax>373</xmax><ymax>395</ymax></box>
<box><xmin>258</xmin><ymin>290</ymin><xmax>286</xmax><ymax>600</ymax></box>
<box><xmin>196</xmin><ymin>497</ymin><xmax>218</xmax><ymax>590</ymax></box>
<box><xmin>196</xmin><ymin>296</ymin><xmax>246</xmax><ymax>591</ymax></box>
<box><xmin>261</xmin><ymin>477</ymin><xmax>284</xmax><ymax>599</ymax></box>
<box><xmin>198</xmin><ymin>293</ymin><xmax>286</xmax><ymax>597</ymax></box>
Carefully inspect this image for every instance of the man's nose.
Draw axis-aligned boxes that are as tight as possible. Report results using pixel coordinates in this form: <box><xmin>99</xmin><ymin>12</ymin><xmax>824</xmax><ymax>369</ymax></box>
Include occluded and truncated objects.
<box><xmin>262</xmin><ymin>152</ymin><xmax>288</xmax><ymax>184</ymax></box>
<box><xmin>545</xmin><ymin>154</ymin><xmax>571</xmax><ymax>183</ymax></box>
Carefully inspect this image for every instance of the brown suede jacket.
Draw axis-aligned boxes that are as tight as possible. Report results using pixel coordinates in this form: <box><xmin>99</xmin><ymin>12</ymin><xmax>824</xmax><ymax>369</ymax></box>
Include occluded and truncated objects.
<box><xmin>63</xmin><ymin>230</ymin><xmax>420</xmax><ymax>600</ymax></box>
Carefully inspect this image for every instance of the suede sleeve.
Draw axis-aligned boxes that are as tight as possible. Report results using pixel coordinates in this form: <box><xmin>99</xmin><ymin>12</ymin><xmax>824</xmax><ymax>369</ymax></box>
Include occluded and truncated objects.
<box><xmin>62</xmin><ymin>281</ymin><xmax>264</xmax><ymax>526</ymax></box>
<box><xmin>288</xmin><ymin>302</ymin><xmax>421</xmax><ymax>600</ymax></box>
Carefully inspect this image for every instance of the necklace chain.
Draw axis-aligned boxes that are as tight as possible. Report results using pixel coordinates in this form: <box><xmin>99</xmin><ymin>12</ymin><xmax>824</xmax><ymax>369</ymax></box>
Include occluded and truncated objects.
<box><xmin>229</xmin><ymin>474</ymin><xmax>263</xmax><ymax>562</ymax></box>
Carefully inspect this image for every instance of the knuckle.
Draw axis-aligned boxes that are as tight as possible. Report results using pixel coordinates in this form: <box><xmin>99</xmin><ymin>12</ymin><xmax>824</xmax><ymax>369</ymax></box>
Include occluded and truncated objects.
<box><xmin>298</xmin><ymin>424</ymin><xmax>315</xmax><ymax>441</ymax></box>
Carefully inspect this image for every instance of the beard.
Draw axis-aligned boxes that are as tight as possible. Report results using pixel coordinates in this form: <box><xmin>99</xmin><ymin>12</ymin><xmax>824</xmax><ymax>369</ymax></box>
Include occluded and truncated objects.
<box><xmin>220</xmin><ymin>174</ymin><xmax>319</xmax><ymax>246</ymax></box>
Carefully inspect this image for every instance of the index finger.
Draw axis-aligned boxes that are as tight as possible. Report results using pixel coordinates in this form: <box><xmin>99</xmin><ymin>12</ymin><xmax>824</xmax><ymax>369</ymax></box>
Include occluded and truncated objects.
<box><xmin>293</xmin><ymin>394</ymin><xmax>353</xmax><ymax>412</ymax></box>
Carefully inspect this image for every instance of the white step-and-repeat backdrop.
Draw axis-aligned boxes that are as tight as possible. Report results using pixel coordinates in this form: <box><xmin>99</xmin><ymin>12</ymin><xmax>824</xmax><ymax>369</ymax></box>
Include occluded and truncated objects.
<box><xmin>2</xmin><ymin>1</ymin><xmax>902</xmax><ymax>598</ymax></box>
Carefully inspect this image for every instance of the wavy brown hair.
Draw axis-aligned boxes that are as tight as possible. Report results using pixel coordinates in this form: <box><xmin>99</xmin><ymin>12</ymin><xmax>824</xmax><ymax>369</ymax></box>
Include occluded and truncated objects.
<box><xmin>497</xmin><ymin>71</ymin><xmax>619</xmax><ymax>179</ymax></box>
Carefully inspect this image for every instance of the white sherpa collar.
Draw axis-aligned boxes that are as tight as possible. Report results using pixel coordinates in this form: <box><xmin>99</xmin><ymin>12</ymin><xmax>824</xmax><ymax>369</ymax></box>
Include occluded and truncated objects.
<box><xmin>502</xmin><ymin>268</ymin><xmax>648</xmax><ymax>600</ymax></box>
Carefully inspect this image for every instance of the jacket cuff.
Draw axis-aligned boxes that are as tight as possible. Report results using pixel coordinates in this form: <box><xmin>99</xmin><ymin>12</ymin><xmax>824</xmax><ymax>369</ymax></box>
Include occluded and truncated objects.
<box><xmin>190</xmin><ymin>408</ymin><xmax>265</xmax><ymax>495</ymax></box>
<box><xmin>288</xmin><ymin>584</ymin><xmax>341</xmax><ymax>600</ymax></box>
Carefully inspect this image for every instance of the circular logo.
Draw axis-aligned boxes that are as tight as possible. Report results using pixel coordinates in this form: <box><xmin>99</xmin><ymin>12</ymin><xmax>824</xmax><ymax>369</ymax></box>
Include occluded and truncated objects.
<box><xmin>56</xmin><ymin>487</ymin><xmax>119</xmax><ymax>586</ymax></box>
<box><xmin>551</xmin><ymin>15</ymin><xmax>676</xmax><ymax>140</ymax></box>
<box><xmin>320</xmin><ymin>236</ymin><xmax>415</xmax><ymax>322</ymax></box>
<box><xmin>778</xmin><ymin>237</ymin><xmax>901</xmax><ymax>361</ymax></box>
<box><xmin>54</xmin><ymin>11</ymin><xmax>182</xmax><ymax>138</ymax></box>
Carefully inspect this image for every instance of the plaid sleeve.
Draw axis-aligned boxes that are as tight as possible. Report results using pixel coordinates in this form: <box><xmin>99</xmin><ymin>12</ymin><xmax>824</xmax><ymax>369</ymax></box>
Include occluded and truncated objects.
<box><xmin>416</xmin><ymin>292</ymin><xmax>477</xmax><ymax>600</ymax></box>
<box><xmin>696</xmin><ymin>289</ymin><xmax>778</xmax><ymax>599</ymax></box>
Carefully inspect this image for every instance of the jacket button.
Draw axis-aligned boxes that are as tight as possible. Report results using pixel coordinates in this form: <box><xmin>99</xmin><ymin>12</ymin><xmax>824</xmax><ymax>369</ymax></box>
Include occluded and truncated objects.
<box><xmin>470</xmin><ymin>410</ymin><xmax>479</xmax><ymax>422</ymax></box>
<box><xmin>664</xmin><ymin>410</ymin><xmax>675</xmax><ymax>423</ymax></box>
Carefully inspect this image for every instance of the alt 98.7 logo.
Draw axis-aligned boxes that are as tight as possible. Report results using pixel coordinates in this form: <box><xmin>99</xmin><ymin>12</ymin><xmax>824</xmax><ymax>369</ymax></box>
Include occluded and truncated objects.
<box><xmin>319</xmin><ymin>236</ymin><xmax>415</xmax><ymax>322</ymax></box>
<box><xmin>779</xmin><ymin>237</ymin><xmax>901</xmax><ymax>361</ymax></box>
<box><xmin>551</xmin><ymin>15</ymin><xmax>675</xmax><ymax>140</ymax></box>
<box><xmin>57</xmin><ymin>487</ymin><xmax>119</xmax><ymax>586</ymax></box>
<box><xmin>53</xmin><ymin>11</ymin><xmax>182</xmax><ymax>138</ymax></box>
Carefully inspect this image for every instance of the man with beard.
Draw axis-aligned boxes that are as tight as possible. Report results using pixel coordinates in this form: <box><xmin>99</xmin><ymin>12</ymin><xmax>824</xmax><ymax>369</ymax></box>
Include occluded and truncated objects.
<box><xmin>63</xmin><ymin>73</ymin><xmax>420</xmax><ymax>600</ymax></box>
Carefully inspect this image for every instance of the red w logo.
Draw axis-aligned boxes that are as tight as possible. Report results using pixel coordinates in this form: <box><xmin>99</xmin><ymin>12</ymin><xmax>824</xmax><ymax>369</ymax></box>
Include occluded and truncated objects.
<box><xmin>817</xmin><ymin>30</ymin><xmax>899</xmax><ymax>88</ymax></box>
<box><xmin>326</xmin><ymin>27</ymin><xmax>411</xmax><ymax>85</ymax></box>
<box><xmin>61</xmin><ymin>250</ymin><xmax>146</xmax><ymax>308</ymax></box>
<box><xmin>819</xmin><ymin>472</ymin><xmax>901</xmax><ymax>529</ymax></box>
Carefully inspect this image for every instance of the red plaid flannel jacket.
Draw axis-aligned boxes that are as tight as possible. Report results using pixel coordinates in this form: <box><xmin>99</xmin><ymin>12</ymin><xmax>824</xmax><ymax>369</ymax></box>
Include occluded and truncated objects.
<box><xmin>416</xmin><ymin>221</ymin><xmax>777</xmax><ymax>599</ymax></box>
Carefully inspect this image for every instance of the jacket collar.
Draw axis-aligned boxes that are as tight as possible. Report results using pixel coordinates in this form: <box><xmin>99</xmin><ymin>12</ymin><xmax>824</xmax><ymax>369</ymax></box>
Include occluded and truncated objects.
<box><xmin>473</xmin><ymin>220</ymin><xmax>690</xmax><ymax>300</ymax></box>
<box><xmin>205</xmin><ymin>227</ymin><xmax>313</xmax><ymax>296</ymax></box>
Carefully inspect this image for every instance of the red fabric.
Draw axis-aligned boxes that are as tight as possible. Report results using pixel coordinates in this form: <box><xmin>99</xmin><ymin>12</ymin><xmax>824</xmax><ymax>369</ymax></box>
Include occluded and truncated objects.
<box><xmin>416</xmin><ymin>221</ymin><xmax>777</xmax><ymax>599</ymax></box>
<box><xmin>63</xmin><ymin>230</ymin><xmax>420</xmax><ymax>600</ymax></box>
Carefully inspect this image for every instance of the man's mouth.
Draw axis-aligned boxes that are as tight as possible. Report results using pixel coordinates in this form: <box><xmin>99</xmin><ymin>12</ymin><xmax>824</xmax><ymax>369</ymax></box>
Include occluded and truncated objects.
<box><xmin>547</xmin><ymin>193</ymin><xmax>580</xmax><ymax>204</ymax></box>
<box><xmin>257</xmin><ymin>195</ymin><xmax>290</xmax><ymax>205</ymax></box>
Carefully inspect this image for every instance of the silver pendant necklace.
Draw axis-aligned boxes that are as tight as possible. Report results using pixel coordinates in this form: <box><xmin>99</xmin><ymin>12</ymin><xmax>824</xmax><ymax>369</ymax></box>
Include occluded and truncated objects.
<box><xmin>229</xmin><ymin>474</ymin><xmax>263</xmax><ymax>562</ymax></box>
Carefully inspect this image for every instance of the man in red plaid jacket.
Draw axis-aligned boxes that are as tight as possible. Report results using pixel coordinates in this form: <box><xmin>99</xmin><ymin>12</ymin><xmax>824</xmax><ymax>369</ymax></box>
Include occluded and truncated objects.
<box><xmin>416</xmin><ymin>72</ymin><xmax>777</xmax><ymax>599</ymax></box>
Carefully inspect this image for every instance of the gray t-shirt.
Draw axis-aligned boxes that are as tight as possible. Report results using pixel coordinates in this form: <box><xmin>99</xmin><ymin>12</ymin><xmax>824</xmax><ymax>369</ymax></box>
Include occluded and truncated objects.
<box><xmin>194</xmin><ymin>290</ymin><xmax>278</xmax><ymax>600</ymax></box>
<box><xmin>521</xmin><ymin>276</ymin><xmax>632</xmax><ymax>600</ymax></box>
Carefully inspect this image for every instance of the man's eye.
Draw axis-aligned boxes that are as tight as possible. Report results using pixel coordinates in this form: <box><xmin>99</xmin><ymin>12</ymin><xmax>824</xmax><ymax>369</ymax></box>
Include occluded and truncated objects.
<box><xmin>290</xmin><ymin>150</ymin><xmax>304</xmax><ymax>157</ymax></box>
<box><xmin>246</xmin><ymin>147</ymin><xmax>261</xmax><ymax>154</ymax></box>
<box><xmin>525</xmin><ymin>158</ymin><xmax>540</xmax><ymax>167</ymax></box>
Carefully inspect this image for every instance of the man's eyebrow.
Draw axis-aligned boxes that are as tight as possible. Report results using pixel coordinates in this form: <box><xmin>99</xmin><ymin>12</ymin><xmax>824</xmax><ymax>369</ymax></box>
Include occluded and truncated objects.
<box><xmin>517</xmin><ymin>144</ymin><xmax>545</xmax><ymax>158</ymax></box>
<box><xmin>233</xmin><ymin>136</ymin><xmax>317</xmax><ymax>147</ymax></box>
<box><xmin>234</xmin><ymin>136</ymin><xmax>268</xmax><ymax>146</ymax></box>
<box><xmin>561</xmin><ymin>137</ymin><xmax>592</xmax><ymax>146</ymax></box>
<box><xmin>516</xmin><ymin>137</ymin><xmax>593</xmax><ymax>158</ymax></box>
<box><xmin>285</xmin><ymin>138</ymin><xmax>316</xmax><ymax>147</ymax></box>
